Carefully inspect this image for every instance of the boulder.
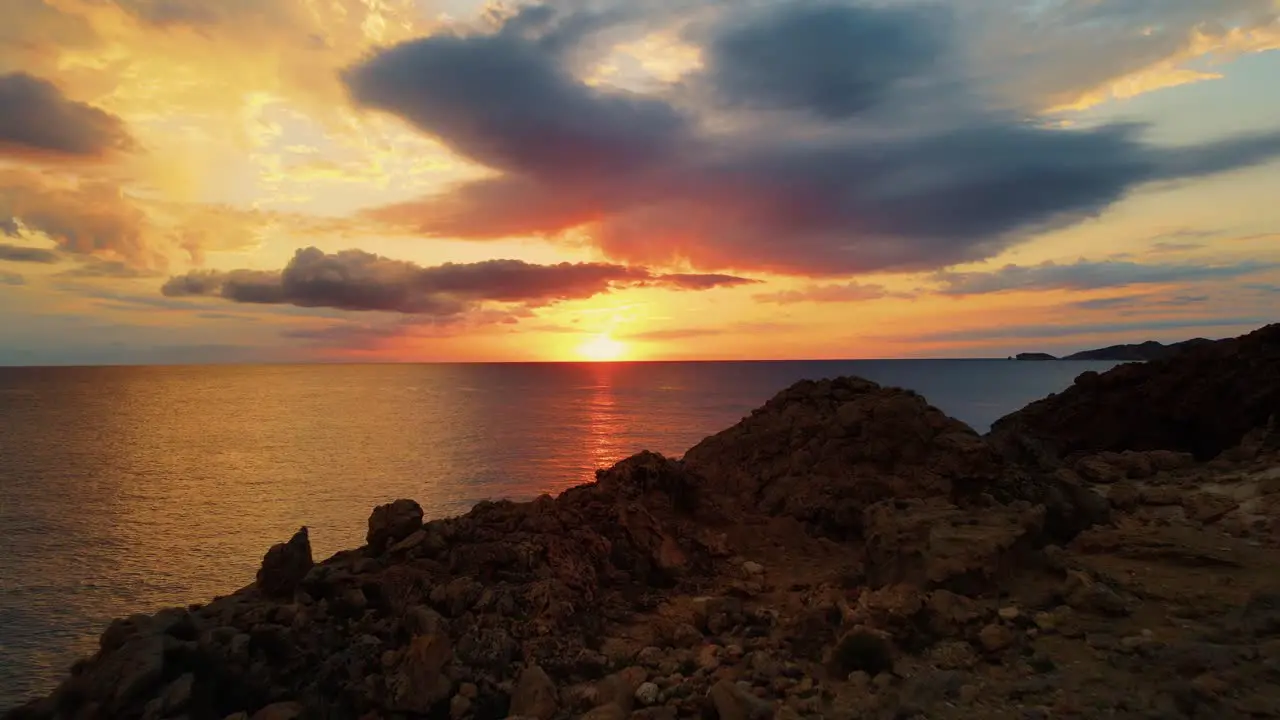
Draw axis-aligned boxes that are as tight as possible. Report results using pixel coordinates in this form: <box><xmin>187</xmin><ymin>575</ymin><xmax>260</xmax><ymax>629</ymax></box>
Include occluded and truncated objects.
<box><xmin>510</xmin><ymin>665</ymin><xmax>558</xmax><ymax>720</ymax></box>
<box><xmin>256</xmin><ymin>527</ymin><xmax>313</xmax><ymax>599</ymax></box>
<box><xmin>387</xmin><ymin>630</ymin><xmax>453</xmax><ymax>713</ymax></box>
<box><xmin>367</xmin><ymin>499</ymin><xmax>424</xmax><ymax>551</ymax></box>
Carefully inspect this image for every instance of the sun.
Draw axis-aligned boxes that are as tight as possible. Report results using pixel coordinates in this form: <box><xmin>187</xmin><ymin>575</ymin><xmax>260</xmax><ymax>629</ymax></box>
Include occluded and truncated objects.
<box><xmin>576</xmin><ymin>334</ymin><xmax>628</xmax><ymax>362</ymax></box>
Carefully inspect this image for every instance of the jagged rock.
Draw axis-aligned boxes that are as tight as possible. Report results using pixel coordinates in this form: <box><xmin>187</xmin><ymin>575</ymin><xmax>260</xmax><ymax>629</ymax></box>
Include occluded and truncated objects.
<box><xmin>510</xmin><ymin>665</ymin><xmax>558</xmax><ymax>720</ymax></box>
<box><xmin>256</xmin><ymin>527</ymin><xmax>313</xmax><ymax>599</ymax></box>
<box><xmin>387</xmin><ymin>630</ymin><xmax>453</xmax><ymax>713</ymax></box>
<box><xmin>367</xmin><ymin>499</ymin><xmax>424</xmax><ymax>552</ymax></box>
<box><xmin>684</xmin><ymin>377</ymin><xmax>1006</xmax><ymax>536</ymax></box>
<box><xmin>989</xmin><ymin>323</ymin><xmax>1280</xmax><ymax>461</ymax></box>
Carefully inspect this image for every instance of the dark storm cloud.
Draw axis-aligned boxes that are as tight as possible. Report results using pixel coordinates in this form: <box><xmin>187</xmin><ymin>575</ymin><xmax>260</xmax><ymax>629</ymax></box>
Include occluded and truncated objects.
<box><xmin>343</xmin><ymin>2</ymin><xmax>1280</xmax><ymax>277</ymax></box>
<box><xmin>0</xmin><ymin>242</ymin><xmax>60</xmax><ymax>264</ymax></box>
<box><xmin>0</xmin><ymin>73</ymin><xmax>133</xmax><ymax>159</ymax></box>
<box><xmin>342</xmin><ymin>28</ymin><xmax>689</xmax><ymax>179</ymax></box>
<box><xmin>161</xmin><ymin>247</ymin><xmax>753</xmax><ymax>315</ymax></box>
<box><xmin>700</xmin><ymin>2</ymin><xmax>944</xmax><ymax>118</ymax></box>
<box><xmin>934</xmin><ymin>259</ymin><xmax>1276</xmax><ymax>296</ymax></box>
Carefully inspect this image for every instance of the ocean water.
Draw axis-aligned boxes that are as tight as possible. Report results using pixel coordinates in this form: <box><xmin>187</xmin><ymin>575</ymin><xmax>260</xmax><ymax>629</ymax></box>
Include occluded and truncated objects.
<box><xmin>0</xmin><ymin>359</ymin><xmax>1116</xmax><ymax>706</ymax></box>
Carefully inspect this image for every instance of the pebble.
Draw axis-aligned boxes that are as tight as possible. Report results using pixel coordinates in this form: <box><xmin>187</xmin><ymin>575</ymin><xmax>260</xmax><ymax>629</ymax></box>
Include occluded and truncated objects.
<box><xmin>742</xmin><ymin>561</ymin><xmax>765</xmax><ymax>576</ymax></box>
<box><xmin>979</xmin><ymin>623</ymin><xmax>1014</xmax><ymax>652</ymax></box>
<box><xmin>635</xmin><ymin>682</ymin><xmax>661</xmax><ymax>706</ymax></box>
<box><xmin>998</xmin><ymin>606</ymin><xmax>1021</xmax><ymax>621</ymax></box>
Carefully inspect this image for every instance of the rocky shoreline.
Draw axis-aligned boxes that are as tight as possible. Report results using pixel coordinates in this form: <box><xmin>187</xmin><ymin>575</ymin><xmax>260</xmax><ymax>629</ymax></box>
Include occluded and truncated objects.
<box><xmin>6</xmin><ymin>324</ymin><xmax>1280</xmax><ymax>720</ymax></box>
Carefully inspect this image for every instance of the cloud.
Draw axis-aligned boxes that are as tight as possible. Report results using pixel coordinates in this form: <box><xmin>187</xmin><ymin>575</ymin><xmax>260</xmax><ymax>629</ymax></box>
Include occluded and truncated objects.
<box><xmin>753</xmin><ymin>281</ymin><xmax>908</xmax><ymax>305</ymax></box>
<box><xmin>621</xmin><ymin>327</ymin><xmax>725</xmax><ymax>341</ymax></box>
<box><xmin>0</xmin><ymin>270</ymin><xmax>24</xmax><ymax>286</ymax></box>
<box><xmin>934</xmin><ymin>259</ymin><xmax>1276</xmax><ymax>296</ymax></box>
<box><xmin>0</xmin><ymin>242</ymin><xmax>60</xmax><ymax>264</ymax></box>
<box><xmin>57</xmin><ymin>257</ymin><xmax>166</xmax><ymax>279</ymax></box>
<box><xmin>0</xmin><ymin>73</ymin><xmax>133</xmax><ymax>160</ymax></box>
<box><xmin>972</xmin><ymin>0</ymin><xmax>1280</xmax><ymax>111</ymax></box>
<box><xmin>0</xmin><ymin>170</ymin><xmax>160</xmax><ymax>267</ymax></box>
<box><xmin>345</xmin><ymin>2</ymin><xmax>1280</xmax><ymax>277</ymax></box>
<box><xmin>1066</xmin><ymin>293</ymin><xmax>1211</xmax><ymax>312</ymax></box>
<box><xmin>698</xmin><ymin>2</ymin><xmax>945</xmax><ymax>119</ymax></box>
<box><xmin>162</xmin><ymin>246</ymin><xmax>754</xmax><ymax>316</ymax></box>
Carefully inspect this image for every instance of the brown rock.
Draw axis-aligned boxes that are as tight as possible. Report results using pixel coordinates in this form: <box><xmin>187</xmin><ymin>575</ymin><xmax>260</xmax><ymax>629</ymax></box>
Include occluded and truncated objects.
<box><xmin>387</xmin><ymin>630</ymin><xmax>453</xmax><ymax>713</ymax></box>
<box><xmin>708</xmin><ymin>679</ymin><xmax>774</xmax><ymax>720</ymax></box>
<box><xmin>1108</xmin><ymin>482</ymin><xmax>1141</xmax><ymax>512</ymax></box>
<box><xmin>367</xmin><ymin>499</ymin><xmax>424</xmax><ymax>551</ymax></box>
<box><xmin>256</xmin><ymin>527</ymin><xmax>313</xmax><ymax>599</ymax></box>
<box><xmin>251</xmin><ymin>703</ymin><xmax>302</xmax><ymax>720</ymax></box>
<box><xmin>510</xmin><ymin>665</ymin><xmax>558</xmax><ymax>720</ymax></box>
<box><xmin>978</xmin><ymin>623</ymin><xmax>1014</xmax><ymax>653</ymax></box>
<box><xmin>1182</xmin><ymin>492</ymin><xmax>1239</xmax><ymax>524</ymax></box>
<box><xmin>1076</xmin><ymin>456</ymin><xmax>1124</xmax><ymax>484</ymax></box>
<box><xmin>862</xmin><ymin>497</ymin><xmax>1045</xmax><ymax>592</ymax></box>
<box><xmin>581</xmin><ymin>704</ymin><xmax>628</xmax><ymax>720</ymax></box>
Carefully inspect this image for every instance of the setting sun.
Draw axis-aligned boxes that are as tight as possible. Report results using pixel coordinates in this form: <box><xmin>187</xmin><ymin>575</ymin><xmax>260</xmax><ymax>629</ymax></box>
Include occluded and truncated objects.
<box><xmin>576</xmin><ymin>335</ymin><xmax>628</xmax><ymax>362</ymax></box>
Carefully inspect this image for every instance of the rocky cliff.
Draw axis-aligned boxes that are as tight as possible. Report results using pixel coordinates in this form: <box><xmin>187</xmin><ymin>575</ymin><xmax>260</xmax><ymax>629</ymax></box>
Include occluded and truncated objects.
<box><xmin>989</xmin><ymin>323</ymin><xmax>1280</xmax><ymax>463</ymax></box>
<box><xmin>7</xmin><ymin>329</ymin><xmax>1280</xmax><ymax>720</ymax></box>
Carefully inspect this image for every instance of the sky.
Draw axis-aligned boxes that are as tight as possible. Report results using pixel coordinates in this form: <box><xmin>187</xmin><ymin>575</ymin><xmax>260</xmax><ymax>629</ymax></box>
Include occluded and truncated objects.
<box><xmin>0</xmin><ymin>0</ymin><xmax>1278</xmax><ymax>364</ymax></box>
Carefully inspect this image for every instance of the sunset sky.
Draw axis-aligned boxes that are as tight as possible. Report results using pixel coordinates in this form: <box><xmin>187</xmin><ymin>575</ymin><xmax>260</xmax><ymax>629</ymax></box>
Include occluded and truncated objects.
<box><xmin>1</xmin><ymin>0</ymin><xmax>1278</xmax><ymax>363</ymax></box>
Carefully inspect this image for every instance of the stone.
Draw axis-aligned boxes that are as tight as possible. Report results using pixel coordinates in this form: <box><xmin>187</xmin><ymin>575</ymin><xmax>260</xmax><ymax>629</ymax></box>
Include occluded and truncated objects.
<box><xmin>581</xmin><ymin>704</ymin><xmax>628</xmax><ymax>720</ymax></box>
<box><xmin>1064</xmin><ymin>571</ymin><xmax>1130</xmax><ymax>617</ymax></box>
<box><xmin>160</xmin><ymin>673</ymin><xmax>194</xmax><ymax>715</ymax></box>
<box><xmin>1076</xmin><ymin>456</ymin><xmax>1124</xmax><ymax>484</ymax></box>
<box><xmin>389</xmin><ymin>529</ymin><xmax>427</xmax><ymax>553</ymax></box>
<box><xmin>708</xmin><ymin>679</ymin><xmax>775</xmax><ymax>720</ymax></box>
<box><xmin>256</xmin><ymin>527</ymin><xmax>313</xmax><ymax>599</ymax></box>
<box><xmin>250</xmin><ymin>702</ymin><xmax>302</xmax><ymax>720</ymax></box>
<box><xmin>510</xmin><ymin>665</ymin><xmax>558</xmax><ymax>720</ymax></box>
<box><xmin>387</xmin><ymin>631</ymin><xmax>453</xmax><ymax>713</ymax></box>
<box><xmin>742</xmin><ymin>561</ymin><xmax>765</xmax><ymax>576</ymax></box>
<box><xmin>1108</xmin><ymin>483</ymin><xmax>1141</xmax><ymax>512</ymax></box>
<box><xmin>979</xmin><ymin>623</ymin><xmax>1014</xmax><ymax>653</ymax></box>
<box><xmin>367</xmin><ymin>499</ymin><xmax>424</xmax><ymax>551</ymax></box>
<box><xmin>1183</xmin><ymin>492</ymin><xmax>1239</xmax><ymax>524</ymax></box>
<box><xmin>635</xmin><ymin>682</ymin><xmax>661</xmax><ymax>707</ymax></box>
<box><xmin>89</xmin><ymin>634</ymin><xmax>166</xmax><ymax>708</ymax></box>
<box><xmin>697</xmin><ymin>644</ymin><xmax>722</xmax><ymax>671</ymax></box>
<box><xmin>998</xmin><ymin>606</ymin><xmax>1020</xmax><ymax>621</ymax></box>
<box><xmin>449</xmin><ymin>694</ymin><xmax>471</xmax><ymax>719</ymax></box>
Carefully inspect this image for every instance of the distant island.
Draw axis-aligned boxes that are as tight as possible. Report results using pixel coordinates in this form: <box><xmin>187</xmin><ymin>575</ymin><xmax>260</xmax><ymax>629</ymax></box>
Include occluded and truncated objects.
<box><xmin>1011</xmin><ymin>337</ymin><xmax>1213</xmax><ymax>361</ymax></box>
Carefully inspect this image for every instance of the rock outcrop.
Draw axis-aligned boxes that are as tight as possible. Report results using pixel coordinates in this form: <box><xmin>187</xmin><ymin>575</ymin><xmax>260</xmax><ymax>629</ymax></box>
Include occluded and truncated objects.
<box><xmin>7</xmin><ymin>330</ymin><xmax>1280</xmax><ymax>720</ymax></box>
<box><xmin>255</xmin><ymin>527</ymin><xmax>313</xmax><ymax>600</ymax></box>
<box><xmin>989</xmin><ymin>323</ymin><xmax>1280</xmax><ymax>463</ymax></box>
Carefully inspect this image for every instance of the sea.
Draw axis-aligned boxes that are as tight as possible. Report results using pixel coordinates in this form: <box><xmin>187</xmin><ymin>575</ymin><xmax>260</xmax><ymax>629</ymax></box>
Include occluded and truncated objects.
<box><xmin>0</xmin><ymin>359</ymin><xmax>1117</xmax><ymax>706</ymax></box>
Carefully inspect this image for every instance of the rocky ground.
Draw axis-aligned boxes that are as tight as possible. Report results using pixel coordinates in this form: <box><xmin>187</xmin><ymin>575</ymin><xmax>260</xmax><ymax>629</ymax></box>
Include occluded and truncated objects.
<box><xmin>5</xmin><ymin>325</ymin><xmax>1280</xmax><ymax>720</ymax></box>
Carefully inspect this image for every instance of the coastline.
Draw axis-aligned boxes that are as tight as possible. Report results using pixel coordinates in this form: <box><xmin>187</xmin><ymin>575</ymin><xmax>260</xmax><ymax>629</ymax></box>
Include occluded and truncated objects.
<box><xmin>6</xmin><ymin>324</ymin><xmax>1280</xmax><ymax>720</ymax></box>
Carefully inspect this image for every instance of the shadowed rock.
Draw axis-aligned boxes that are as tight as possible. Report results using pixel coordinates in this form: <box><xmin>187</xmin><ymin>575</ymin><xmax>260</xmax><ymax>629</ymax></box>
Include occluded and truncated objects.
<box><xmin>255</xmin><ymin>526</ymin><xmax>313</xmax><ymax>599</ymax></box>
<box><xmin>989</xmin><ymin>323</ymin><xmax>1280</xmax><ymax>463</ymax></box>
<box><xmin>367</xmin><ymin>498</ymin><xmax>424</xmax><ymax>551</ymax></box>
